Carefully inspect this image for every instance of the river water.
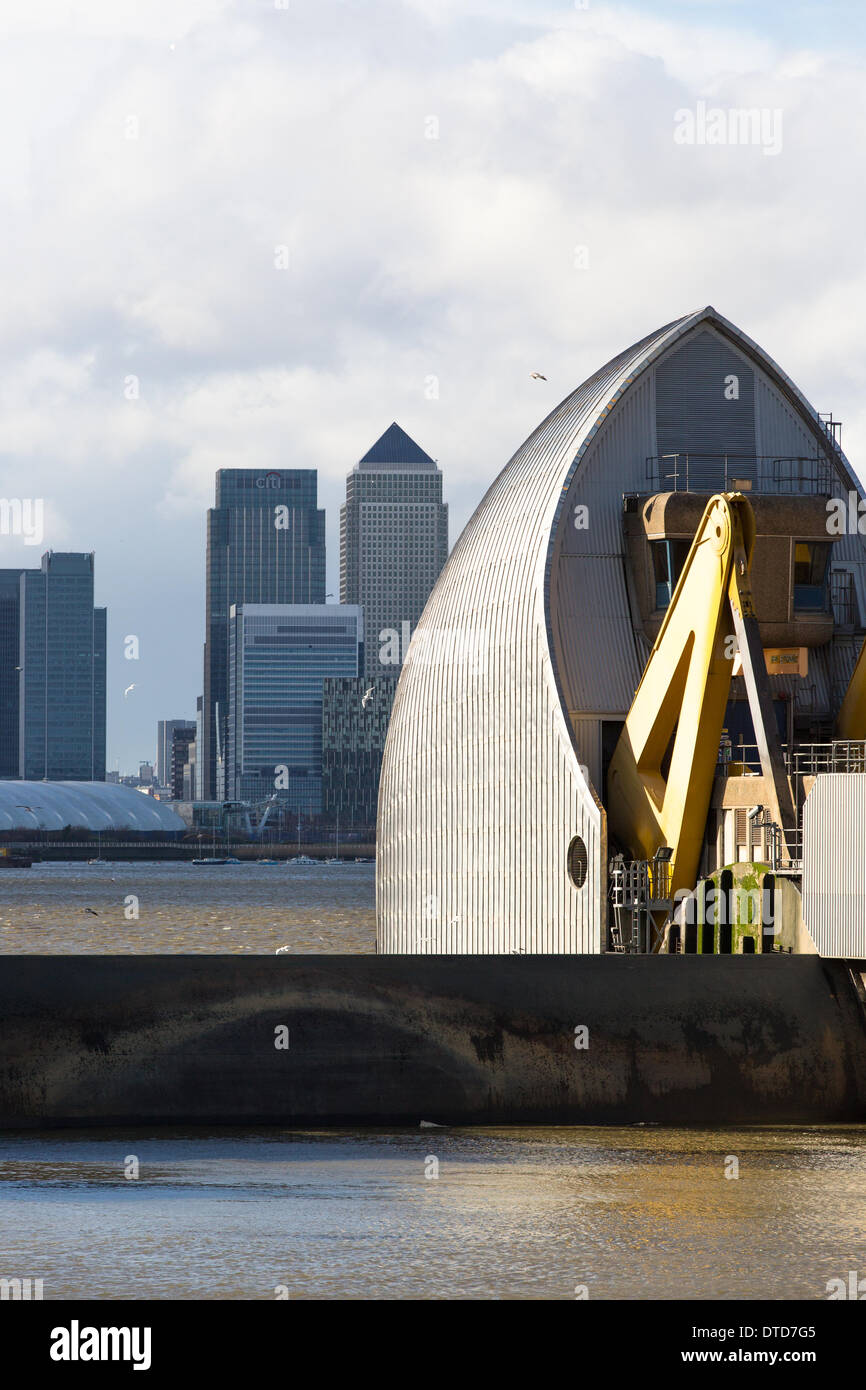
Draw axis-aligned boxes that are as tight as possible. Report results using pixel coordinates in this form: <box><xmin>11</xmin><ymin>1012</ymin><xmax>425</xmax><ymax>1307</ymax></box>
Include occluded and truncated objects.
<box><xmin>1</xmin><ymin>1126</ymin><xmax>864</xmax><ymax>1299</ymax></box>
<box><xmin>0</xmin><ymin>860</ymin><xmax>376</xmax><ymax>954</ymax></box>
<box><xmin>2</xmin><ymin>863</ymin><xmax>865</xmax><ymax>1299</ymax></box>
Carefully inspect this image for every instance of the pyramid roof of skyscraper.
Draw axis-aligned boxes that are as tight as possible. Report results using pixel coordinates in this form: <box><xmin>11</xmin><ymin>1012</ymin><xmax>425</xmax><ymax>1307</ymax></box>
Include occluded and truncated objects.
<box><xmin>358</xmin><ymin>423</ymin><xmax>436</xmax><ymax>469</ymax></box>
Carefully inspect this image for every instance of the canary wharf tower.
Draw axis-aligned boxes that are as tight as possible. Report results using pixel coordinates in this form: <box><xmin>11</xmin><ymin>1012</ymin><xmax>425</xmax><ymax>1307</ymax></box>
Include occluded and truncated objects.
<box><xmin>201</xmin><ymin>469</ymin><xmax>325</xmax><ymax>799</ymax></box>
<box><xmin>341</xmin><ymin>423</ymin><xmax>448</xmax><ymax>679</ymax></box>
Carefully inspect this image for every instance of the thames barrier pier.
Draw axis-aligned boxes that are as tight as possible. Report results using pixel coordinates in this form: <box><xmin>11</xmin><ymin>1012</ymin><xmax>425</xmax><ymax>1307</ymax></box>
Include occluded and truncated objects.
<box><xmin>1</xmin><ymin>955</ymin><xmax>866</xmax><ymax>1128</ymax></box>
<box><xmin>5</xmin><ymin>305</ymin><xmax>866</xmax><ymax>1129</ymax></box>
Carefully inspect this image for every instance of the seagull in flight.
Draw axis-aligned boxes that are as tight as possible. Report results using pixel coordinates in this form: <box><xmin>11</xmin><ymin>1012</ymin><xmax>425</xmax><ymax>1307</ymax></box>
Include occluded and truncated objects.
<box><xmin>123</xmin><ymin>683</ymin><xmax>136</xmax><ymax>699</ymax></box>
<box><xmin>530</xmin><ymin>371</ymin><xmax>547</xmax><ymax>380</ymax></box>
<box><xmin>361</xmin><ymin>686</ymin><xmax>375</xmax><ymax>708</ymax></box>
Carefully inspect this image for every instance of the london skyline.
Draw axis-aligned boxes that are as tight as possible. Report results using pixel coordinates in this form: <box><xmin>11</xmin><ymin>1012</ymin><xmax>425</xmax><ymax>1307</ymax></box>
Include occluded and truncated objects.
<box><xmin>2</xmin><ymin>0</ymin><xmax>866</xmax><ymax>772</ymax></box>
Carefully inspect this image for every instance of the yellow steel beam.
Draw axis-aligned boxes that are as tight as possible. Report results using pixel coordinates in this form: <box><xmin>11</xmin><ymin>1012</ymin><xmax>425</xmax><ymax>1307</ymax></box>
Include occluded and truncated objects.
<box><xmin>607</xmin><ymin>493</ymin><xmax>794</xmax><ymax>905</ymax></box>
<box><xmin>837</xmin><ymin>636</ymin><xmax>866</xmax><ymax>740</ymax></box>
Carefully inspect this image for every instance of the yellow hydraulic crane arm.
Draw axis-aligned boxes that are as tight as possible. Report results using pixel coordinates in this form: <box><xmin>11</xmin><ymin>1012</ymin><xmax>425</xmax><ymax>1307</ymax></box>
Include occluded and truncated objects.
<box><xmin>607</xmin><ymin>493</ymin><xmax>796</xmax><ymax>904</ymax></box>
<box><xmin>837</xmin><ymin>636</ymin><xmax>866</xmax><ymax>740</ymax></box>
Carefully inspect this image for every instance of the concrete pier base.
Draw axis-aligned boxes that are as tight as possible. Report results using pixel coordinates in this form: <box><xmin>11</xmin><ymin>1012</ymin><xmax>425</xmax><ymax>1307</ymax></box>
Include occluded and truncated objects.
<box><xmin>1</xmin><ymin>955</ymin><xmax>865</xmax><ymax>1128</ymax></box>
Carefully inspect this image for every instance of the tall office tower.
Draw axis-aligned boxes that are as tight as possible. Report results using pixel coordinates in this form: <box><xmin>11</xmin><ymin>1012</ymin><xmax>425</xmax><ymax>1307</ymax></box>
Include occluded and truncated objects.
<box><xmin>0</xmin><ymin>569</ymin><xmax>23</xmax><ymax>777</ymax></box>
<box><xmin>227</xmin><ymin>604</ymin><xmax>362</xmax><ymax>814</ymax></box>
<box><xmin>182</xmin><ymin>738</ymin><xmax>197</xmax><ymax>801</ymax></box>
<box><xmin>18</xmin><ymin>552</ymin><xmax>107</xmax><ymax>781</ymax></box>
<box><xmin>201</xmin><ymin>470</ymin><xmax>326</xmax><ymax>799</ymax></box>
<box><xmin>93</xmin><ymin>607</ymin><xmax>106</xmax><ymax>782</ymax></box>
<box><xmin>194</xmin><ymin>696</ymin><xmax>203</xmax><ymax>800</ymax></box>
<box><xmin>169</xmin><ymin>724</ymin><xmax>196</xmax><ymax>799</ymax></box>
<box><xmin>156</xmin><ymin>719</ymin><xmax>195</xmax><ymax>788</ymax></box>
<box><xmin>340</xmin><ymin>423</ymin><xmax>448</xmax><ymax>679</ymax></box>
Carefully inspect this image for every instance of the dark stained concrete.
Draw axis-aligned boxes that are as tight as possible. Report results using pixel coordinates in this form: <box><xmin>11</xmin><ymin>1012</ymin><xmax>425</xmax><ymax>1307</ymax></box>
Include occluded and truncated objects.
<box><xmin>1</xmin><ymin>955</ymin><xmax>866</xmax><ymax>1128</ymax></box>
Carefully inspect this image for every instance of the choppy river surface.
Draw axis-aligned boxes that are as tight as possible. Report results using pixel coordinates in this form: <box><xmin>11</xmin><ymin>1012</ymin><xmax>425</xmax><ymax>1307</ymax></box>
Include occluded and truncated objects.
<box><xmin>0</xmin><ymin>859</ymin><xmax>375</xmax><ymax>953</ymax></box>
<box><xmin>1</xmin><ymin>1126</ymin><xmax>864</xmax><ymax>1299</ymax></box>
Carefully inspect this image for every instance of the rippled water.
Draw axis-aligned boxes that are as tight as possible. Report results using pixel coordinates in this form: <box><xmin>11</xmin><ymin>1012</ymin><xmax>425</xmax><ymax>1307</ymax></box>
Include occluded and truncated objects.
<box><xmin>2</xmin><ymin>865</ymin><xmax>865</xmax><ymax>1300</ymax></box>
<box><xmin>0</xmin><ymin>860</ymin><xmax>375</xmax><ymax>953</ymax></box>
<box><xmin>1</xmin><ymin>1126</ymin><xmax>865</xmax><ymax>1299</ymax></box>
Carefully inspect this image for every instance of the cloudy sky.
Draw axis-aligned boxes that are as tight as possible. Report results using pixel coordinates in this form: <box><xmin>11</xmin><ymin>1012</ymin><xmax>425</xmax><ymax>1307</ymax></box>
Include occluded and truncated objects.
<box><xmin>1</xmin><ymin>0</ymin><xmax>865</xmax><ymax>773</ymax></box>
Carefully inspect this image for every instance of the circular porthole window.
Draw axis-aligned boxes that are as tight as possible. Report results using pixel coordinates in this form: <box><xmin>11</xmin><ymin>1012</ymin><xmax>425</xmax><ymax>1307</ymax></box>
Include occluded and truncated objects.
<box><xmin>567</xmin><ymin>835</ymin><xmax>588</xmax><ymax>889</ymax></box>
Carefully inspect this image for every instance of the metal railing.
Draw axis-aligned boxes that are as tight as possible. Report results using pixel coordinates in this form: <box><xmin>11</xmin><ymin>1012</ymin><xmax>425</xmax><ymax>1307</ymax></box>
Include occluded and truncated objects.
<box><xmin>747</xmin><ymin>816</ymin><xmax>803</xmax><ymax>873</ymax></box>
<box><xmin>608</xmin><ymin>857</ymin><xmax>673</xmax><ymax>953</ymax></box>
<box><xmin>719</xmin><ymin>739</ymin><xmax>866</xmax><ymax>778</ymax></box>
<box><xmin>644</xmin><ymin>454</ymin><xmax>834</xmax><ymax>495</ymax></box>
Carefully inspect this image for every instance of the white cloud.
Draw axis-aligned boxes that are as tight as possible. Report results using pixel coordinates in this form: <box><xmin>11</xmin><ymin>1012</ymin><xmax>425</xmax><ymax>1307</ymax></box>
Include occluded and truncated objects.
<box><xmin>0</xmin><ymin>0</ymin><xmax>863</xmax><ymax>767</ymax></box>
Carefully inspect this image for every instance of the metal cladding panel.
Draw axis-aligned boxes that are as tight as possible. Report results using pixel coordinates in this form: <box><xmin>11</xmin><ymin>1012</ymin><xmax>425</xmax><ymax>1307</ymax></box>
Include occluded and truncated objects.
<box><xmin>552</xmin><ymin>556</ymin><xmax>648</xmax><ymax>712</ymax></box>
<box><xmin>377</xmin><ymin>310</ymin><xmax>704</xmax><ymax>954</ymax></box>
<box><xmin>569</xmin><ymin>718</ymin><xmax>602</xmax><ymax>793</ymax></box>
<box><xmin>656</xmin><ymin>330</ymin><xmax>756</xmax><ymax>483</ymax></box>
<box><xmin>802</xmin><ymin>775</ymin><xmax>866</xmax><ymax>956</ymax></box>
<box><xmin>754</xmin><ymin>374</ymin><xmax>819</xmax><ymax>459</ymax></box>
<box><xmin>550</xmin><ymin>372</ymin><xmax>656</xmax><ymax>716</ymax></box>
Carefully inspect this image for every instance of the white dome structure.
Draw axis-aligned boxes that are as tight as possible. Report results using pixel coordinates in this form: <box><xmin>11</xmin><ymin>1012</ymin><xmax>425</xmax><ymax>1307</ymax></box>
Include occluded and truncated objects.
<box><xmin>0</xmin><ymin>781</ymin><xmax>186</xmax><ymax>834</ymax></box>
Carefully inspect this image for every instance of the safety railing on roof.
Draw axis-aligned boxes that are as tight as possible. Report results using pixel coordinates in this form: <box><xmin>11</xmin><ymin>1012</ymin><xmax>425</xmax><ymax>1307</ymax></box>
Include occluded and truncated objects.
<box><xmin>719</xmin><ymin>739</ymin><xmax>866</xmax><ymax>777</ymax></box>
<box><xmin>644</xmin><ymin>454</ymin><xmax>833</xmax><ymax>495</ymax></box>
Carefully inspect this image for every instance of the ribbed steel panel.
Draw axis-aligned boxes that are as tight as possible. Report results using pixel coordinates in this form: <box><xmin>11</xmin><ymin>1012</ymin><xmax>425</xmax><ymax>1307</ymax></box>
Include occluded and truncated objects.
<box><xmin>552</xmin><ymin>556</ymin><xmax>648</xmax><ymax>713</ymax></box>
<box><xmin>377</xmin><ymin>312</ymin><xmax>699</xmax><ymax>954</ymax></box>
<box><xmin>802</xmin><ymin>774</ymin><xmax>866</xmax><ymax>956</ymax></box>
<box><xmin>377</xmin><ymin>307</ymin><xmax>866</xmax><ymax>954</ymax></box>
<box><xmin>656</xmin><ymin>329</ymin><xmax>756</xmax><ymax>482</ymax></box>
<box><xmin>568</xmin><ymin>718</ymin><xmax>602</xmax><ymax>793</ymax></box>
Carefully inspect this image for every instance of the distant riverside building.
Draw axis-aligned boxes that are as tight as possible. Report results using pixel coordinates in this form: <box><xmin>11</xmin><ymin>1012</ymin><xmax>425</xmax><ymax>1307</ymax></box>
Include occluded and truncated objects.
<box><xmin>0</xmin><ymin>569</ymin><xmax>22</xmax><ymax>777</ymax></box>
<box><xmin>181</xmin><ymin>737</ymin><xmax>197</xmax><ymax>801</ymax></box>
<box><xmin>337</xmin><ymin>423</ymin><xmax>447</xmax><ymax>826</ymax></box>
<box><xmin>201</xmin><ymin>470</ymin><xmax>326</xmax><ymax>800</ymax></box>
<box><xmin>226</xmin><ymin>603</ymin><xmax>362</xmax><ymax>813</ymax></box>
<box><xmin>11</xmin><ymin>552</ymin><xmax>106</xmax><ymax>781</ymax></box>
<box><xmin>340</xmin><ymin>423</ymin><xmax>448</xmax><ymax>680</ymax></box>
<box><xmin>0</xmin><ymin>781</ymin><xmax>185</xmax><ymax>835</ymax></box>
<box><xmin>169</xmin><ymin>725</ymin><xmax>196</xmax><ymax>800</ymax></box>
<box><xmin>194</xmin><ymin>695</ymin><xmax>203</xmax><ymax>800</ymax></box>
<box><xmin>156</xmin><ymin>719</ymin><xmax>194</xmax><ymax>788</ymax></box>
<box><xmin>322</xmin><ymin>675</ymin><xmax>399</xmax><ymax>828</ymax></box>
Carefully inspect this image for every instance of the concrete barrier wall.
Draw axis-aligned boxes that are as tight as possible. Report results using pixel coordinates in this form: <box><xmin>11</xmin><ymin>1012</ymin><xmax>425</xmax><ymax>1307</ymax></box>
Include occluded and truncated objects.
<box><xmin>1</xmin><ymin>955</ymin><xmax>866</xmax><ymax>1128</ymax></box>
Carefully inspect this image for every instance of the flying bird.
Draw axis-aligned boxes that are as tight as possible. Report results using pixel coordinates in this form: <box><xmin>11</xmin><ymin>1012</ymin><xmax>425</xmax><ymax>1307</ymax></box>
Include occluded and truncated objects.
<box><xmin>530</xmin><ymin>371</ymin><xmax>547</xmax><ymax>380</ymax></box>
<box><xmin>361</xmin><ymin>686</ymin><xmax>375</xmax><ymax>708</ymax></box>
<box><xmin>84</xmin><ymin>908</ymin><xmax>99</xmax><ymax>916</ymax></box>
<box><xmin>123</xmin><ymin>683</ymin><xmax>136</xmax><ymax>699</ymax></box>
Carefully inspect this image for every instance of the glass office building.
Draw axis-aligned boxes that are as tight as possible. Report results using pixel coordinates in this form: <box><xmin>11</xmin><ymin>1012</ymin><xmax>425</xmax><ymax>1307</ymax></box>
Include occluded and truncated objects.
<box><xmin>202</xmin><ymin>470</ymin><xmax>326</xmax><ymax>799</ymax></box>
<box><xmin>0</xmin><ymin>569</ymin><xmax>23</xmax><ymax>777</ymax></box>
<box><xmin>156</xmin><ymin>719</ymin><xmax>195</xmax><ymax>789</ymax></box>
<box><xmin>18</xmin><ymin>552</ymin><xmax>106</xmax><ymax>781</ymax></box>
<box><xmin>322</xmin><ymin>675</ymin><xmax>399</xmax><ymax>828</ymax></box>
<box><xmin>227</xmin><ymin>604</ymin><xmax>363</xmax><ymax>813</ymax></box>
